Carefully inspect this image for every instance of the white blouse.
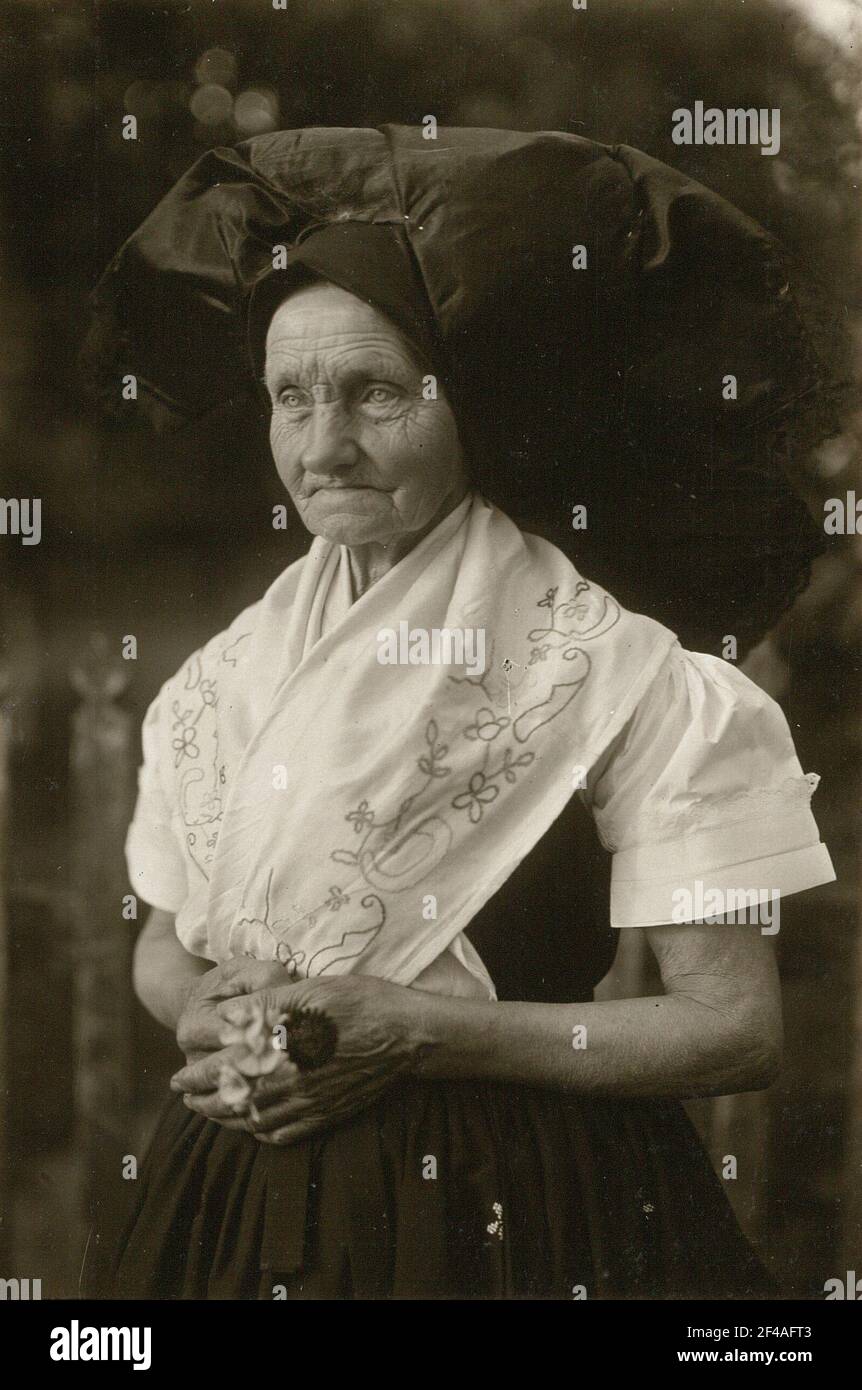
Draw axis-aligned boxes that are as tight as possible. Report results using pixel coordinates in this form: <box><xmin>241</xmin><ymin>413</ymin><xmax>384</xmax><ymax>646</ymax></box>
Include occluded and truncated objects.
<box><xmin>127</xmin><ymin>635</ymin><xmax>833</xmax><ymax>994</ymax></box>
<box><xmin>583</xmin><ymin>645</ymin><xmax>834</xmax><ymax>927</ymax></box>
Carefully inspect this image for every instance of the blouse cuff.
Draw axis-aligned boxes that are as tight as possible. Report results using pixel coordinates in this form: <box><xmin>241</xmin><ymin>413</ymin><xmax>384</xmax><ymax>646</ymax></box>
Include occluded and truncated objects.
<box><xmin>610</xmin><ymin>805</ymin><xmax>836</xmax><ymax>928</ymax></box>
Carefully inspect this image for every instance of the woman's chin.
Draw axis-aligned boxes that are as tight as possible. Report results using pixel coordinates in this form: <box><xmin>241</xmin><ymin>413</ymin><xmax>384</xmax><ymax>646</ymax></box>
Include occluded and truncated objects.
<box><xmin>303</xmin><ymin>497</ymin><xmax>396</xmax><ymax>547</ymax></box>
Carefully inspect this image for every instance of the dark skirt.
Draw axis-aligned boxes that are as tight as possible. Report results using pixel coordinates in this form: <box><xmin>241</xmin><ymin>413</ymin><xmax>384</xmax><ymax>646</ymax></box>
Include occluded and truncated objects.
<box><xmin>86</xmin><ymin>1077</ymin><xmax>775</xmax><ymax>1300</ymax></box>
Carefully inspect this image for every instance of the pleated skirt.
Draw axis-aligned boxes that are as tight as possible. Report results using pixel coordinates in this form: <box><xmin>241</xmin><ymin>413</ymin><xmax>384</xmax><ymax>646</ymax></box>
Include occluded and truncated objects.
<box><xmin>86</xmin><ymin>1078</ymin><xmax>775</xmax><ymax>1300</ymax></box>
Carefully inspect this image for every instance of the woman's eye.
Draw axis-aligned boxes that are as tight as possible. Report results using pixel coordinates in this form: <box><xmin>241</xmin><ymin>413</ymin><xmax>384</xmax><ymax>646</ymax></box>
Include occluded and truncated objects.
<box><xmin>362</xmin><ymin>385</ymin><xmax>399</xmax><ymax>405</ymax></box>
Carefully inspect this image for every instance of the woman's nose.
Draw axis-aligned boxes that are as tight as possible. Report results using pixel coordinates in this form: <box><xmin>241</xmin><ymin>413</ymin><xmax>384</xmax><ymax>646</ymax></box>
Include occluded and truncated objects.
<box><xmin>300</xmin><ymin>404</ymin><xmax>360</xmax><ymax>476</ymax></box>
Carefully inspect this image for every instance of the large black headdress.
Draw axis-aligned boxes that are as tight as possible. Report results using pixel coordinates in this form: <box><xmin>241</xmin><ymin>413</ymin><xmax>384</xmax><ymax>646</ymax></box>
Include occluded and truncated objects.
<box><xmin>83</xmin><ymin>125</ymin><xmax>831</xmax><ymax>655</ymax></box>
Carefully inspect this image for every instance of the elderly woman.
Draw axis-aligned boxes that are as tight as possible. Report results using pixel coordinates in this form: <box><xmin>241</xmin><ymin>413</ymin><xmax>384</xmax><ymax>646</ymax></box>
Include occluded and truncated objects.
<box><xmin>84</xmin><ymin>127</ymin><xmax>835</xmax><ymax>1300</ymax></box>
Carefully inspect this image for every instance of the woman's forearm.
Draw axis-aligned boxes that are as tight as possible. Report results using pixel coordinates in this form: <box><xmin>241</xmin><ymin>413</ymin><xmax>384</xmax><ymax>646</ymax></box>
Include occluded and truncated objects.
<box><xmin>133</xmin><ymin>908</ymin><xmax>212</xmax><ymax>1031</ymax></box>
<box><xmin>411</xmin><ymin>990</ymin><xmax>780</xmax><ymax>1099</ymax></box>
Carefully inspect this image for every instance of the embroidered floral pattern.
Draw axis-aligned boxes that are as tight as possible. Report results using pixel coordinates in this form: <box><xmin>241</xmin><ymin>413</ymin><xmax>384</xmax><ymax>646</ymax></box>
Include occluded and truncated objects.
<box><xmin>452</xmin><ymin>770</ymin><xmax>498</xmax><ymax>823</ymax></box>
<box><xmin>171</xmin><ymin>722</ymin><xmax>199</xmax><ymax>762</ymax></box>
<box><xmin>275</xmin><ymin>941</ymin><xmax>306</xmax><ymax>977</ymax></box>
<box><xmin>346</xmin><ymin>800</ymin><xmax>374</xmax><ymax>834</ymax></box>
<box><xmin>233</xmin><ymin>867</ymin><xmax>385</xmax><ymax>976</ymax></box>
<box><xmin>173</xmin><ymin>636</ymin><xmax>250</xmax><ymax>880</ymax></box>
<box><xmin>528</xmin><ymin>579</ymin><xmax>620</xmax><ymax>658</ymax></box>
<box><xmin>415</xmin><ymin>719</ymin><xmax>451</xmax><ymax>783</ymax></box>
<box><xmin>486</xmin><ymin>1202</ymin><xmax>504</xmax><ymax>1240</ymax></box>
<box><xmin>161</xmin><ymin>567</ymin><xmax>618</xmax><ymax>971</ymax></box>
<box><xmin>528</xmin><ymin>643</ymin><xmax>550</xmax><ymax>665</ymax></box>
<box><xmin>451</xmin><ymin>747</ymin><xmax>535</xmax><ymax>823</ymax></box>
<box><xmin>333</xmin><ymin>586</ymin><xmax>598</xmax><ymax>875</ymax></box>
<box><xmin>464</xmin><ymin>707</ymin><xmax>510</xmax><ymax>742</ymax></box>
<box><xmin>333</xmin><ymin>719</ymin><xmax>452</xmax><ymax>873</ymax></box>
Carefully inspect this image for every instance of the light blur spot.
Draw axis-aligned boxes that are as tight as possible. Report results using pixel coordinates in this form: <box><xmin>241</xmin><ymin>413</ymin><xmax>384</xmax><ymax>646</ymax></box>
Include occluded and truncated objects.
<box><xmin>815</xmin><ymin>434</ymin><xmax>855</xmax><ymax>478</ymax></box>
<box><xmin>234</xmin><ymin>88</ymin><xmax>280</xmax><ymax>135</ymax></box>
<box><xmin>189</xmin><ymin>84</ymin><xmax>234</xmax><ymax>127</ymax></box>
<box><xmin>770</xmin><ymin>160</ymin><xmax>796</xmax><ymax>196</ymax></box>
<box><xmin>784</xmin><ymin>0</ymin><xmax>862</xmax><ymax>48</ymax></box>
<box><xmin>194</xmin><ymin>48</ymin><xmax>237</xmax><ymax>89</ymax></box>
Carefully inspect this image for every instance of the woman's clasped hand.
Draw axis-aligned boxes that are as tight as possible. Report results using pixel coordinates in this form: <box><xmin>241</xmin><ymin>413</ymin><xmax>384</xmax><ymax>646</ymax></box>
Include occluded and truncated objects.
<box><xmin>171</xmin><ymin>959</ymin><xmax>430</xmax><ymax>1146</ymax></box>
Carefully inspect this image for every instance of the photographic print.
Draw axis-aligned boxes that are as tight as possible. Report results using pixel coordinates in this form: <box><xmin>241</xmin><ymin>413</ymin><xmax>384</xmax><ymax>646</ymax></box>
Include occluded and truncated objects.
<box><xmin>0</xmin><ymin>0</ymin><xmax>860</xmax><ymax>1357</ymax></box>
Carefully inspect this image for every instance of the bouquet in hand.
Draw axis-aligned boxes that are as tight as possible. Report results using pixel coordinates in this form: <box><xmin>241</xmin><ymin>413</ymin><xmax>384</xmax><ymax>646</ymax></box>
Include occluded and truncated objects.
<box><xmin>216</xmin><ymin>996</ymin><xmax>338</xmax><ymax>1124</ymax></box>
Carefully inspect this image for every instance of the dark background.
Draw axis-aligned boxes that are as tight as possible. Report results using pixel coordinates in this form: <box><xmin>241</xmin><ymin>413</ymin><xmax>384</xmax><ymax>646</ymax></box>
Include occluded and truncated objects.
<box><xmin>0</xmin><ymin>0</ymin><xmax>859</xmax><ymax>1297</ymax></box>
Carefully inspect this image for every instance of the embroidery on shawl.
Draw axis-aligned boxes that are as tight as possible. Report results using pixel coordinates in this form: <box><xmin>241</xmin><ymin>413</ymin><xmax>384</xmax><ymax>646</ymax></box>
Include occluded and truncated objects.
<box><xmin>170</xmin><ymin>631</ymin><xmax>252</xmax><ymax>881</ymax></box>
<box><xmin>243</xmin><ymin>579</ymin><xmax>621</xmax><ymax>969</ymax></box>
<box><xmin>235</xmin><ymin>866</ymin><xmax>386</xmax><ymax>977</ymax></box>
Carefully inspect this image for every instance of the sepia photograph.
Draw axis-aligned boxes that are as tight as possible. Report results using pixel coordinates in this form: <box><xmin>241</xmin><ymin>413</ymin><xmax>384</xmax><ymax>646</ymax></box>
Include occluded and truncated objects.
<box><xmin>0</xmin><ymin>0</ymin><xmax>861</xmax><ymax>1354</ymax></box>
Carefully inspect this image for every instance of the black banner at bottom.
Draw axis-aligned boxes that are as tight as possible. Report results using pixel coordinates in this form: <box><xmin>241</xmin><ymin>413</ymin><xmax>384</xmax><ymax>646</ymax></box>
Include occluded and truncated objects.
<box><xmin>2</xmin><ymin>1294</ymin><xmax>857</xmax><ymax>1375</ymax></box>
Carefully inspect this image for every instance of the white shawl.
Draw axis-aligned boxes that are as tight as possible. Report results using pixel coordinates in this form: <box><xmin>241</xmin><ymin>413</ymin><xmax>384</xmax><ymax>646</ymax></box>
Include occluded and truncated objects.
<box><xmin>153</xmin><ymin>493</ymin><xmax>676</xmax><ymax>985</ymax></box>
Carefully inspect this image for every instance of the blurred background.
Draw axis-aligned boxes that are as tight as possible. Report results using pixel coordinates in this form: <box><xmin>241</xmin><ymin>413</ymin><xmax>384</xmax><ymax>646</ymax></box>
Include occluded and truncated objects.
<box><xmin>0</xmin><ymin>0</ymin><xmax>860</xmax><ymax>1297</ymax></box>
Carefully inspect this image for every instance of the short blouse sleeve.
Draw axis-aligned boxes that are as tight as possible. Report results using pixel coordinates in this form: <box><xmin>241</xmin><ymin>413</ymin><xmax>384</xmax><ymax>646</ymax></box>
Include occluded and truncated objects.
<box><xmin>125</xmin><ymin>693</ymin><xmax>189</xmax><ymax>914</ymax></box>
<box><xmin>585</xmin><ymin>645</ymin><xmax>835</xmax><ymax>928</ymax></box>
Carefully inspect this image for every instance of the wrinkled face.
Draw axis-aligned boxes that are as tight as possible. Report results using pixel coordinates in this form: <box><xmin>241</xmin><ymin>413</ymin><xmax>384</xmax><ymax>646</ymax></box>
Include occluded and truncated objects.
<box><xmin>265</xmin><ymin>282</ymin><xmax>468</xmax><ymax>547</ymax></box>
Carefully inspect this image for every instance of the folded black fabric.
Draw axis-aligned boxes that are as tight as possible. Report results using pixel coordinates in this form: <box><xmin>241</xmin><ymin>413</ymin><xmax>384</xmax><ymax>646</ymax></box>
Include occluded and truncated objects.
<box><xmin>82</xmin><ymin>124</ymin><xmax>833</xmax><ymax>654</ymax></box>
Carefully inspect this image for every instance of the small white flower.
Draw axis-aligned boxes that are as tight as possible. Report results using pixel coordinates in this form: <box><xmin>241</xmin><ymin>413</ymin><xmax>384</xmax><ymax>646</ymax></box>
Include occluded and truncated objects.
<box><xmin>216</xmin><ymin>1063</ymin><xmax>252</xmax><ymax>1112</ymax></box>
<box><xmin>486</xmin><ymin>1201</ymin><xmax>504</xmax><ymax>1239</ymax></box>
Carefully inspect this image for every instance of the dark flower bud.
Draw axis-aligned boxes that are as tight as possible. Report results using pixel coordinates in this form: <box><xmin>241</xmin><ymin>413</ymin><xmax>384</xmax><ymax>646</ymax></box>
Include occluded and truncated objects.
<box><xmin>276</xmin><ymin>1006</ymin><xmax>338</xmax><ymax>1071</ymax></box>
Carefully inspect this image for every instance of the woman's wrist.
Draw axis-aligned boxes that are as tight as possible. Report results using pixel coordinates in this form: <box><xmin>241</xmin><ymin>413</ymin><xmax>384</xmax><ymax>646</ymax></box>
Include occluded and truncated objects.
<box><xmin>405</xmin><ymin>989</ymin><xmax>499</xmax><ymax>1080</ymax></box>
<box><xmin>167</xmin><ymin>973</ymin><xmax>203</xmax><ymax>1031</ymax></box>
